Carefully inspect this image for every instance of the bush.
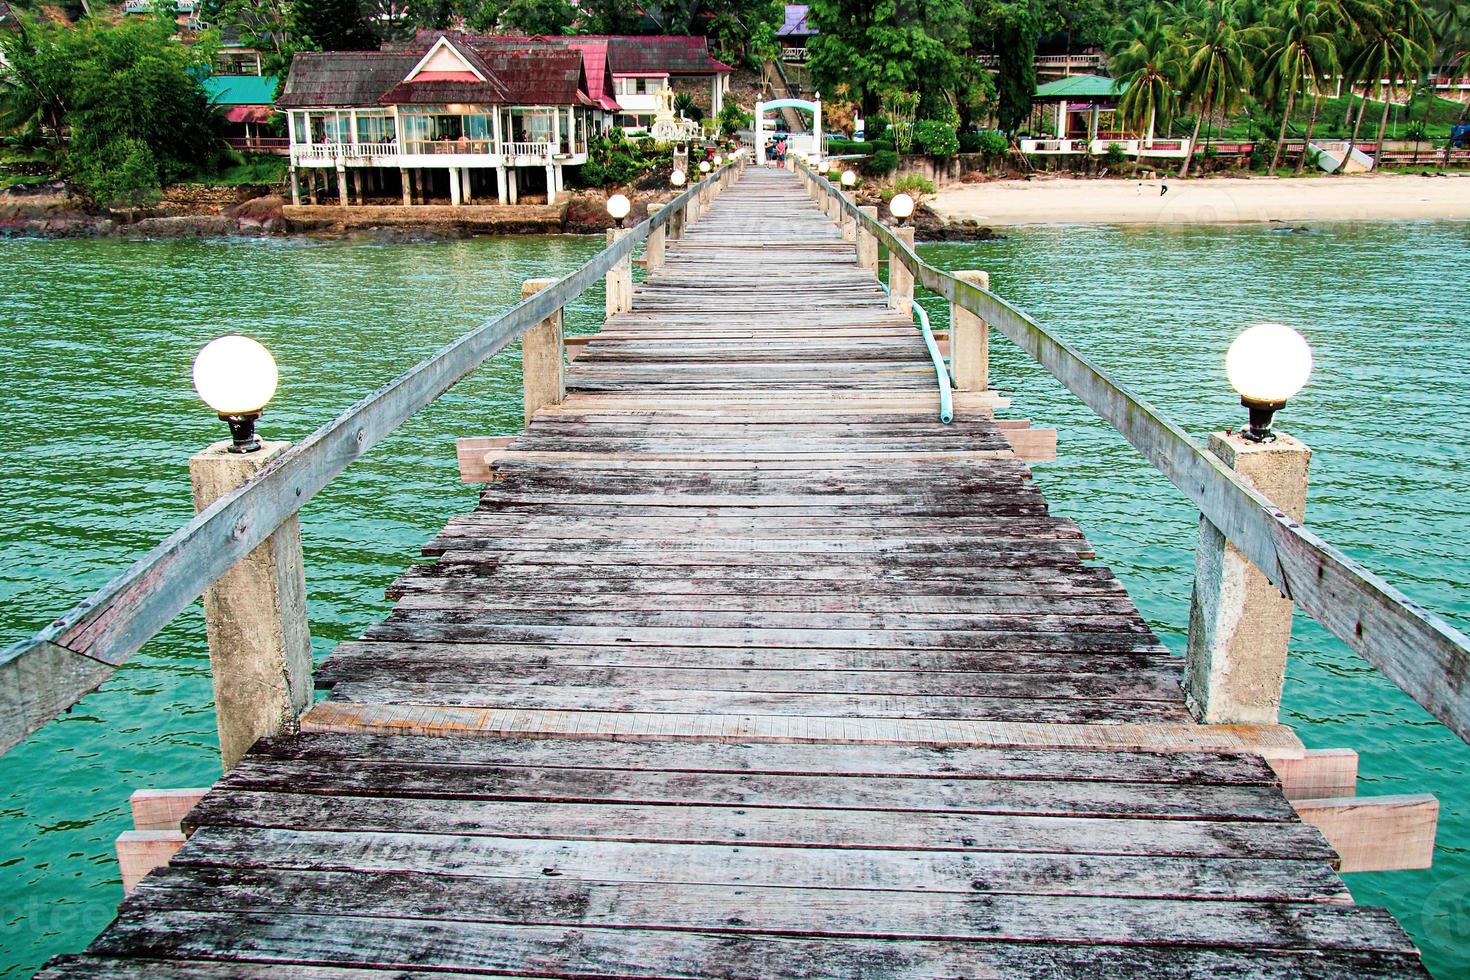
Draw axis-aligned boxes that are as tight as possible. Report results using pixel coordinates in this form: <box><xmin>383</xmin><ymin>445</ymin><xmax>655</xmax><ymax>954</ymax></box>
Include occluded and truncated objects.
<box><xmin>977</xmin><ymin>130</ymin><xmax>1009</xmax><ymax>158</ymax></box>
<box><xmin>826</xmin><ymin>138</ymin><xmax>873</xmax><ymax>156</ymax></box>
<box><xmin>883</xmin><ymin>173</ymin><xmax>936</xmax><ymax>200</ymax></box>
<box><xmin>1250</xmin><ymin>139</ymin><xmax>1276</xmax><ymax>171</ymax></box>
<box><xmin>572</xmin><ymin>133</ymin><xmax>664</xmax><ymax>189</ymax></box>
<box><xmin>912</xmin><ymin>120</ymin><xmax>959</xmax><ymax>158</ymax></box>
<box><xmin>861</xmin><ymin>149</ymin><xmax>899</xmax><ymax>176</ymax></box>
<box><xmin>716</xmin><ymin>101</ymin><xmax>750</xmax><ymax>139</ymax></box>
<box><xmin>865</xmin><ymin>115</ymin><xmax>889</xmax><ymax>141</ymax></box>
<box><xmin>1104</xmin><ymin>142</ymin><xmax>1127</xmax><ymax>165</ymax></box>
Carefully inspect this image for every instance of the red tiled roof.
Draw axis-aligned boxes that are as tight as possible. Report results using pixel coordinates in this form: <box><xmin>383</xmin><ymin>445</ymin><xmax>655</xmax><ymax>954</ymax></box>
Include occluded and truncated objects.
<box><xmin>478</xmin><ymin>48</ymin><xmax>593</xmax><ymax>106</ymax></box>
<box><xmin>277</xmin><ymin>51</ymin><xmax>420</xmax><ymax>108</ymax></box>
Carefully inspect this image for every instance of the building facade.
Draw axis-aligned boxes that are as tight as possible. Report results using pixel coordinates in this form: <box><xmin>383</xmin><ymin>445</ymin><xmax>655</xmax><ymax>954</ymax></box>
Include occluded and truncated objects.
<box><xmin>278</xmin><ymin>33</ymin><xmax>615</xmax><ymax>206</ymax></box>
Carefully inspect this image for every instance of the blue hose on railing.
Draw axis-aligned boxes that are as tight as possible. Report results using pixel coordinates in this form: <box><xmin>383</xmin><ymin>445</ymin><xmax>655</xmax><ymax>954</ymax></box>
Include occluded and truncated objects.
<box><xmin>879</xmin><ymin>279</ymin><xmax>954</xmax><ymax>425</ymax></box>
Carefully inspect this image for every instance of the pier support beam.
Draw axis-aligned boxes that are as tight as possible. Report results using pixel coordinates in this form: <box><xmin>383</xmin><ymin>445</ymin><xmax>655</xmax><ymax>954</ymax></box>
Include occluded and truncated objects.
<box><xmin>857</xmin><ymin>206</ymin><xmax>878</xmax><ymax>270</ymax></box>
<box><xmin>950</xmin><ymin>270</ymin><xmax>990</xmax><ymax>390</ymax></box>
<box><xmin>335</xmin><ymin>165</ymin><xmax>348</xmax><ymax>207</ymax></box>
<box><xmin>520</xmin><ymin>277</ymin><xmax>565</xmax><ymax>425</ymax></box>
<box><xmin>606</xmin><ymin>227</ymin><xmax>633</xmax><ymax>319</ymax></box>
<box><xmin>189</xmin><ymin>442</ymin><xmax>313</xmax><ymax>770</ymax></box>
<box><xmin>888</xmin><ymin>226</ymin><xmax>915</xmax><ymax>312</ymax></box>
<box><xmin>449</xmin><ymin>167</ymin><xmax>462</xmax><ymax>207</ymax></box>
<box><xmin>646</xmin><ymin>203</ymin><xmax>666</xmax><ymax>271</ymax></box>
<box><xmin>289</xmin><ymin>168</ymin><xmax>301</xmax><ymax>207</ymax></box>
<box><xmin>400</xmin><ymin>168</ymin><xmax>412</xmax><ymax>206</ymax></box>
<box><xmin>1184</xmin><ymin>432</ymin><xmax>1312</xmax><ymax>724</ymax></box>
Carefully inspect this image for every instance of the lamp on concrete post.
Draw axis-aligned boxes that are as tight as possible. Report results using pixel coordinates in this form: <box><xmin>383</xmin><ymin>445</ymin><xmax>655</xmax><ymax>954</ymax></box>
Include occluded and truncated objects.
<box><xmin>669</xmin><ymin>170</ymin><xmax>687</xmax><ymax>239</ymax></box>
<box><xmin>605</xmin><ymin>194</ymin><xmax>634</xmax><ymax>320</ymax></box>
<box><xmin>886</xmin><ymin>194</ymin><xmax>916</xmax><ymax>313</ymax></box>
<box><xmin>189</xmin><ymin>336</ymin><xmax>312</xmax><ymax>770</ymax></box>
<box><xmin>839</xmin><ymin>171</ymin><xmax>858</xmax><ymax>242</ymax></box>
<box><xmin>1184</xmin><ymin>323</ymin><xmax>1314</xmax><ymax>725</ymax></box>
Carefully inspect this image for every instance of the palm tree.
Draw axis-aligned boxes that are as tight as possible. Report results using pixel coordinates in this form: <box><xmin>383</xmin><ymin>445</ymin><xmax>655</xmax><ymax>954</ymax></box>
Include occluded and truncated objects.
<box><xmin>1256</xmin><ymin>0</ymin><xmax>1343</xmax><ymax>174</ymax></box>
<box><xmin>1346</xmin><ymin>0</ymin><xmax>1432</xmax><ymax>164</ymax></box>
<box><xmin>1110</xmin><ymin>8</ymin><xmax>1182</xmax><ymax>159</ymax></box>
<box><xmin>1428</xmin><ymin>0</ymin><xmax>1470</xmax><ymax>164</ymax></box>
<box><xmin>1175</xmin><ymin>0</ymin><xmax>1254</xmax><ymax>175</ymax></box>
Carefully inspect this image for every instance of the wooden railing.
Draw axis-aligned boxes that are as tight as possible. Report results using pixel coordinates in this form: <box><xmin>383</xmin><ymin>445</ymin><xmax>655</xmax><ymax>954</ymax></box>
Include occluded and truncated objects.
<box><xmin>798</xmin><ymin>158</ymin><xmax>1470</xmax><ymax>745</ymax></box>
<box><xmin>0</xmin><ymin>159</ymin><xmax>745</xmax><ymax>757</ymax></box>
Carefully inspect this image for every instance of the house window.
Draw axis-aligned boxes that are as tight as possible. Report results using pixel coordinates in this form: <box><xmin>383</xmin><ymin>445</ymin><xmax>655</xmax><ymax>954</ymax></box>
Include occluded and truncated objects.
<box><xmin>355</xmin><ymin>111</ymin><xmax>394</xmax><ymax>144</ymax></box>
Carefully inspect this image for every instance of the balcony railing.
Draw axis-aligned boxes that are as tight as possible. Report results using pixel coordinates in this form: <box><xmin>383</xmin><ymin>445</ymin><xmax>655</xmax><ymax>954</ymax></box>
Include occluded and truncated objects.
<box><xmin>503</xmin><ymin>141</ymin><xmax>555</xmax><ymax>158</ymax></box>
<box><xmin>290</xmin><ymin>139</ymin><xmax>564</xmax><ymax>162</ymax></box>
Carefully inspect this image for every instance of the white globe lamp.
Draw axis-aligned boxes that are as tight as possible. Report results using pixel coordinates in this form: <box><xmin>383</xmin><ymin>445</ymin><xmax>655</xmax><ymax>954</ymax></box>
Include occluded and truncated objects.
<box><xmin>699</xmin><ymin>160</ymin><xmax>711</xmax><ymax>174</ymax></box>
<box><xmin>713</xmin><ymin>154</ymin><xmax>723</xmax><ymax>166</ymax></box>
<box><xmin>841</xmin><ymin>170</ymin><xmax>857</xmax><ymax>188</ymax></box>
<box><xmin>193</xmin><ymin>335</ymin><xmax>278</xmax><ymax>453</ymax></box>
<box><xmin>889</xmin><ymin>192</ymin><xmax>915</xmax><ymax>225</ymax></box>
<box><xmin>1226</xmin><ymin>323</ymin><xmax>1313</xmax><ymax>442</ymax></box>
<box><xmin>606</xmin><ymin>193</ymin><xmax>631</xmax><ymax>227</ymax></box>
<box><xmin>670</xmin><ymin>169</ymin><xmax>687</xmax><ymax>187</ymax></box>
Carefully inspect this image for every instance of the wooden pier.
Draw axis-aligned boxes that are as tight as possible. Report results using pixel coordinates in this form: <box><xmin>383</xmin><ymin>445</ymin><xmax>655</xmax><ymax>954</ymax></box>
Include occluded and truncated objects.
<box><xmin>31</xmin><ymin>167</ymin><xmax>1439</xmax><ymax>976</ymax></box>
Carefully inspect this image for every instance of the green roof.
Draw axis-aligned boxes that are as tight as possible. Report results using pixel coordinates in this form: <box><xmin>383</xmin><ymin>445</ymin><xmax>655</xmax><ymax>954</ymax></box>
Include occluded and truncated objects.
<box><xmin>202</xmin><ymin>74</ymin><xmax>279</xmax><ymax>106</ymax></box>
<box><xmin>1032</xmin><ymin>74</ymin><xmax>1126</xmax><ymax>100</ymax></box>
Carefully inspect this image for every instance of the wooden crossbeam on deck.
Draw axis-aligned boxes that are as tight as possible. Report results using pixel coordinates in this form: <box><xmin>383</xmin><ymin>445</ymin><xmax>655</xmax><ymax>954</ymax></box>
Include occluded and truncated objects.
<box><xmin>46</xmin><ymin>164</ymin><xmax>1430</xmax><ymax>979</ymax></box>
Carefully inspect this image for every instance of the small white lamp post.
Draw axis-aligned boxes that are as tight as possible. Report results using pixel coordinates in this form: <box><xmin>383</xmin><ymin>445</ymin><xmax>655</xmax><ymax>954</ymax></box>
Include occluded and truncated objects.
<box><xmin>713</xmin><ymin>154</ymin><xmax>723</xmax><ymax>167</ymax></box>
<box><xmin>1226</xmin><ymin>323</ymin><xmax>1313</xmax><ymax>442</ymax></box>
<box><xmin>888</xmin><ymin>192</ymin><xmax>915</xmax><ymax>227</ymax></box>
<box><xmin>699</xmin><ymin>160</ymin><xmax>711</xmax><ymax>174</ymax></box>
<box><xmin>670</xmin><ymin>169</ymin><xmax>687</xmax><ymax>187</ymax></box>
<box><xmin>606</xmin><ymin>193</ymin><xmax>631</xmax><ymax>228</ymax></box>
<box><xmin>193</xmin><ymin>335</ymin><xmax>278</xmax><ymax>453</ymax></box>
<box><xmin>841</xmin><ymin>170</ymin><xmax>857</xmax><ymax>189</ymax></box>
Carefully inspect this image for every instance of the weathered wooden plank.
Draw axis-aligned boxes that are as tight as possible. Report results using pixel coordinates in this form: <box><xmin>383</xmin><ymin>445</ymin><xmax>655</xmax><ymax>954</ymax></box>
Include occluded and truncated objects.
<box><xmin>302</xmin><ymin>704</ymin><xmax>1306</xmax><ymax>759</ymax></box>
<box><xmin>130</xmin><ymin>789</ymin><xmax>209</xmax><ymax>832</ymax></box>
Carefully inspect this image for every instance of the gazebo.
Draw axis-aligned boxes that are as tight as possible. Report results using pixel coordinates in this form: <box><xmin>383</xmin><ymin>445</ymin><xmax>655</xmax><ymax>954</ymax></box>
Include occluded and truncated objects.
<box><xmin>1031</xmin><ymin>74</ymin><xmax>1127</xmax><ymax>142</ymax></box>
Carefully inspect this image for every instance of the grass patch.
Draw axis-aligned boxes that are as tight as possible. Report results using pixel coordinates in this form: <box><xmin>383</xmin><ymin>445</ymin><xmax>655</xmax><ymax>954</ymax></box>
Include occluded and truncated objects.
<box><xmin>204</xmin><ymin>154</ymin><xmax>289</xmax><ymax>188</ymax></box>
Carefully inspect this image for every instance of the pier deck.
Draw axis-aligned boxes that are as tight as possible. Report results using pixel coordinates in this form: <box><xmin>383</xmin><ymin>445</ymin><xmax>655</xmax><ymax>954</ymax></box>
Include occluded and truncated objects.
<box><xmin>40</xmin><ymin>169</ymin><xmax>1426</xmax><ymax>977</ymax></box>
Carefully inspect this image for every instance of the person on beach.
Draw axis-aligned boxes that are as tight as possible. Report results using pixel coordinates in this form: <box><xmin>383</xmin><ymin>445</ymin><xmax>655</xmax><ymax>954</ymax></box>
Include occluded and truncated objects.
<box><xmin>1160</xmin><ymin>174</ymin><xmax>1169</xmax><ymax>197</ymax></box>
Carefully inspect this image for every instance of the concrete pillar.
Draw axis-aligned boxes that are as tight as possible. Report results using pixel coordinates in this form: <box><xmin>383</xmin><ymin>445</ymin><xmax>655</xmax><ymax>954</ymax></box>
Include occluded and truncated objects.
<box><xmin>888</xmin><ymin>226</ymin><xmax>915</xmax><ymax>312</ymax></box>
<box><xmin>510</xmin><ymin>169</ymin><xmax>519</xmax><ymax>205</ymax></box>
<box><xmin>189</xmin><ymin>442</ymin><xmax>313</xmax><ymax>771</ymax></box>
<box><xmin>841</xmin><ymin>200</ymin><xmax>856</xmax><ymax>242</ymax></box>
<box><xmin>335</xmin><ymin>165</ymin><xmax>348</xmax><ymax>207</ymax></box>
<box><xmin>449</xmin><ymin>167</ymin><xmax>462</xmax><ymax>207</ymax></box>
<box><xmin>669</xmin><ymin>200</ymin><xmax>685</xmax><ymax>240</ymax></box>
<box><xmin>646</xmin><ymin>203</ymin><xmax>666</xmax><ymax>271</ymax></box>
<box><xmin>856</xmin><ymin>205</ymin><xmax>878</xmax><ymax>270</ymax></box>
<box><xmin>496</xmin><ymin>166</ymin><xmax>508</xmax><ymax>205</ymax></box>
<box><xmin>1184</xmin><ymin>433</ymin><xmax>1312</xmax><ymax>724</ymax></box>
<box><xmin>462</xmin><ymin>167</ymin><xmax>473</xmax><ymax>204</ymax></box>
<box><xmin>545</xmin><ymin>164</ymin><xmax>557</xmax><ymax>205</ymax></box>
<box><xmin>400</xmin><ymin>168</ymin><xmax>412</xmax><ymax>206</ymax></box>
<box><xmin>554</xmin><ymin>163</ymin><xmax>565</xmax><ymax>193</ymax></box>
<box><xmin>289</xmin><ymin>168</ymin><xmax>301</xmax><ymax>207</ymax></box>
<box><xmin>352</xmin><ymin>170</ymin><xmax>364</xmax><ymax>204</ymax></box>
<box><xmin>950</xmin><ymin>270</ymin><xmax>990</xmax><ymax>391</ymax></box>
<box><xmin>520</xmin><ymin>277</ymin><xmax>565</xmax><ymax>425</ymax></box>
<box><xmin>307</xmin><ymin>171</ymin><xmax>318</xmax><ymax>206</ymax></box>
<box><xmin>605</xmin><ymin>227</ymin><xmax>632</xmax><ymax>320</ymax></box>
<box><xmin>412</xmin><ymin>169</ymin><xmax>424</xmax><ymax>203</ymax></box>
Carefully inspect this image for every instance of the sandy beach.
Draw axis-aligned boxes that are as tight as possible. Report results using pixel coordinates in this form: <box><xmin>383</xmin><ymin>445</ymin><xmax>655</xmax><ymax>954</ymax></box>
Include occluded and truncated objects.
<box><xmin>930</xmin><ymin>172</ymin><xmax>1470</xmax><ymax>226</ymax></box>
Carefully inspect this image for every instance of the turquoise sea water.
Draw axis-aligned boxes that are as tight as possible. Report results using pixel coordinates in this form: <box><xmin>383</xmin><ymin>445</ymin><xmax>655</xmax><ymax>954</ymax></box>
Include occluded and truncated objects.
<box><xmin>0</xmin><ymin>222</ymin><xmax>1466</xmax><ymax>976</ymax></box>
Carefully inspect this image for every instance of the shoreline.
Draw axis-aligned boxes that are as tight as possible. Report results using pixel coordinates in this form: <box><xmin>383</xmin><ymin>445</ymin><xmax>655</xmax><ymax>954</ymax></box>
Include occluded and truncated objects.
<box><xmin>930</xmin><ymin>172</ymin><xmax>1470</xmax><ymax>228</ymax></box>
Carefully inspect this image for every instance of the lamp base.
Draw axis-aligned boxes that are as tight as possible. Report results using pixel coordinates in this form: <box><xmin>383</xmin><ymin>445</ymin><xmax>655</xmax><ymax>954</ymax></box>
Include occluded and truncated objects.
<box><xmin>221</xmin><ymin>413</ymin><xmax>263</xmax><ymax>453</ymax></box>
<box><xmin>1241</xmin><ymin>398</ymin><xmax>1285</xmax><ymax>443</ymax></box>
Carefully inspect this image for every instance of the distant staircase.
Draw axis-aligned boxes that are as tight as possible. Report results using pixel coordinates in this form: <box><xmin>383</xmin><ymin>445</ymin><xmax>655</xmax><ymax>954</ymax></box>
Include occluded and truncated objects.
<box><xmin>1310</xmin><ymin>140</ymin><xmax>1375</xmax><ymax>173</ymax></box>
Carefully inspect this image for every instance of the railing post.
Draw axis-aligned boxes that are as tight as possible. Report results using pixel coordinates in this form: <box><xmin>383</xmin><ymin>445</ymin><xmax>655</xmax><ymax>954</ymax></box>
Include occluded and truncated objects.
<box><xmin>950</xmin><ymin>270</ymin><xmax>990</xmax><ymax>390</ymax></box>
<box><xmin>840</xmin><ymin>201</ymin><xmax>856</xmax><ymax>242</ymax></box>
<box><xmin>1184</xmin><ymin>433</ymin><xmax>1312</xmax><ymax>724</ymax></box>
<box><xmin>668</xmin><ymin>198</ymin><xmax>685</xmax><ymax>240</ymax></box>
<box><xmin>521</xmin><ymin>276</ymin><xmax>565</xmax><ymax>424</ymax></box>
<box><xmin>289</xmin><ymin>167</ymin><xmax>301</xmax><ymax>207</ymax></box>
<box><xmin>605</xmin><ymin>228</ymin><xmax>632</xmax><ymax>319</ymax></box>
<box><xmin>888</xmin><ymin>225</ymin><xmax>915</xmax><ymax>312</ymax></box>
<box><xmin>856</xmin><ymin>206</ymin><xmax>878</xmax><ymax>270</ymax></box>
<box><xmin>646</xmin><ymin>203</ymin><xmax>666</xmax><ymax>271</ymax></box>
<box><xmin>188</xmin><ymin>443</ymin><xmax>312</xmax><ymax>771</ymax></box>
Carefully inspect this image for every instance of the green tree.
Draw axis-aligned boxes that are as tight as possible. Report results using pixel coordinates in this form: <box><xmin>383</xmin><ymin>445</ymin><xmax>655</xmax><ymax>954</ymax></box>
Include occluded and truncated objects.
<box><xmin>468</xmin><ymin>0</ymin><xmax>575</xmax><ymax>33</ymax></box>
<box><xmin>1</xmin><ymin>14</ymin><xmax>226</xmax><ymax>202</ymax></box>
<box><xmin>993</xmin><ymin>4</ymin><xmax>1039</xmax><ymax>134</ymax></box>
<box><xmin>580</xmin><ymin>0</ymin><xmax>645</xmax><ymax>34</ymax></box>
<box><xmin>1343</xmin><ymin>0</ymin><xmax>1430</xmax><ymax>161</ymax></box>
<box><xmin>1110</xmin><ymin>7</ymin><xmax>1182</xmax><ymax>157</ymax></box>
<box><xmin>1429</xmin><ymin>0</ymin><xmax>1469</xmax><ymax>164</ymax></box>
<box><xmin>1255</xmin><ymin>0</ymin><xmax>1343</xmax><ymax>174</ymax></box>
<box><xmin>1174</xmin><ymin>0</ymin><xmax>1254</xmax><ymax>175</ymax></box>
<box><xmin>805</xmin><ymin>0</ymin><xmax>972</xmax><ymax>116</ymax></box>
<box><xmin>291</xmin><ymin>0</ymin><xmax>375</xmax><ymax>51</ymax></box>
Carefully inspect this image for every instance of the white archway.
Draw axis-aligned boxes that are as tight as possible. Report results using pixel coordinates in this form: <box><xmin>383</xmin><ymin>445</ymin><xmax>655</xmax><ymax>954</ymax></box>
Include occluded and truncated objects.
<box><xmin>755</xmin><ymin>98</ymin><xmax>822</xmax><ymax>166</ymax></box>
